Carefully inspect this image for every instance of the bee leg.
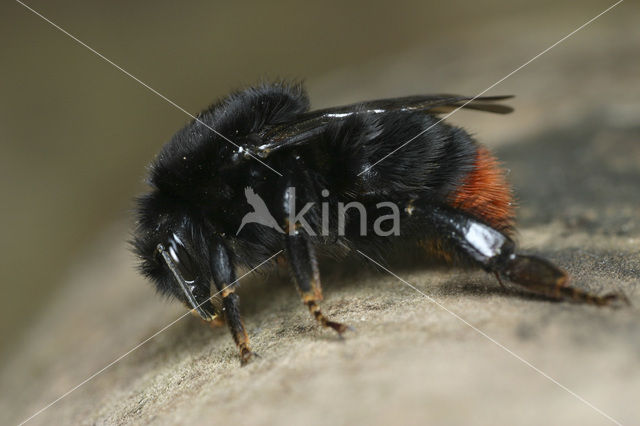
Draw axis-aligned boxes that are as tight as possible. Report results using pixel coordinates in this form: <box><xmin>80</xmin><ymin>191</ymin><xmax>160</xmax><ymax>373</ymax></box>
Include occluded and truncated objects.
<box><xmin>494</xmin><ymin>272</ymin><xmax>507</xmax><ymax>290</ymax></box>
<box><xmin>425</xmin><ymin>205</ymin><xmax>628</xmax><ymax>307</ymax></box>
<box><xmin>210</xmin><ymin>240</ymin><xmax>255</xmax><ymax>365</ymax></box>
<box><xmin>496</xmin><ymin>253</ymin><xmax>630</xmax><ymax>307</ymax></box>
<box><xmin>284</xmin><ymin>232</ymin><xmax>351</xmax><ymax>335</ymax></box>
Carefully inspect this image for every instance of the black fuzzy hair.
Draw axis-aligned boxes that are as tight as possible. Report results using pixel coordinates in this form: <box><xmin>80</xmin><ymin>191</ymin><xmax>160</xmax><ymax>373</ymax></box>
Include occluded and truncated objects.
<box><xmin>314</xmin><ymin>110</ymin><xmax>476</xmax><ymax>198</ymax></box>
<box><xmin>149</xmin><ymin>81</ymin><xmax>309</xmax><ymax>200</ymax></box>
<box><xmin>132</xmin><ymin>82</ymin><xmax>309</xmax><ymax>301</ymax></box>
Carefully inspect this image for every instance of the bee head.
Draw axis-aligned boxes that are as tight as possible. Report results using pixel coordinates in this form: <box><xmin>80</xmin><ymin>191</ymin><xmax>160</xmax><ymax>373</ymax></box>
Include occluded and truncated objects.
<box><xmin>131</xmin><ymin>189</ymin><xmax>217</xmax><ymax>320</ymax></box>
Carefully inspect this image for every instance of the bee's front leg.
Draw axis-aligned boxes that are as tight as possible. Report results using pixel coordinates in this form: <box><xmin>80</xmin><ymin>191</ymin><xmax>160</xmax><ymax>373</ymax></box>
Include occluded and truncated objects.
<box><xmin>210</xmin><ymin>239</ymin><xmax>255</xmax><ymax>365</ymax></box>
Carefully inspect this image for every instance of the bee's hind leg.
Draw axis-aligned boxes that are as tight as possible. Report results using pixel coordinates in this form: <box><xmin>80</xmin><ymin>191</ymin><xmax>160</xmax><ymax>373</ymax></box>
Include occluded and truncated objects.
<box><xmin>497</xmin><ymin>253</ymin><xmax>630</xmax><ymax>307</ymax></box>
<box><xmin>284</xmin><ymin>231</ymin><xmax>351</xmax><ymax>335</ymax></box>
<box><xmin>422</xmin><ymin>205</ymin><xmax>629</xmax><ymax>307</ymax></box>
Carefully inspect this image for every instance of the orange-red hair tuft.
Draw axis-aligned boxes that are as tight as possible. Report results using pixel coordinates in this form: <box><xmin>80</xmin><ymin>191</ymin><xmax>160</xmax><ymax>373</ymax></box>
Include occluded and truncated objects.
<box><xmin>449</xmin><ymin>146</ymin><xmax>515</xmax><ymax>234</ymax></box>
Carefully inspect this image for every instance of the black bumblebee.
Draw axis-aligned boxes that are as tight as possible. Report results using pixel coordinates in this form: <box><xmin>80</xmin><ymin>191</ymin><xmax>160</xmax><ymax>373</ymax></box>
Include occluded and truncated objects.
<box><xmin>133</xmin><ymin>82</ymin><xmax>627</xmax><ymax>364</ymax></box>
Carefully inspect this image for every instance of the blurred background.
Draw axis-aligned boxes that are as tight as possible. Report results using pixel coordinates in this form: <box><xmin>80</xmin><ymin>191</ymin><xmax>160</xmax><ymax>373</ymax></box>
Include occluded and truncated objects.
<box><xmin>1</xmin><ymin>1</ymin><xmax>639</xmax><ymax>424</ymax></box>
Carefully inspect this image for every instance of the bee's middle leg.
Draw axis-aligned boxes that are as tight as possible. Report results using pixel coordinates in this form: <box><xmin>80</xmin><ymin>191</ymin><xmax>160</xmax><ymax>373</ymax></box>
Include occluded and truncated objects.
<box><xmin>284</xmin><ymin>232</ymin><xmax>350</xmax><ymax>335</ymax></box>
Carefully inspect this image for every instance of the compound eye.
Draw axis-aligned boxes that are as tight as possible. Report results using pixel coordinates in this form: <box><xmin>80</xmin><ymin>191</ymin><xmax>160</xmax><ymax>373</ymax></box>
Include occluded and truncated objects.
<box><xmin>167</xmin><ymin>233</ymin><xmax>197</xmax><ymax>282</ymax></box>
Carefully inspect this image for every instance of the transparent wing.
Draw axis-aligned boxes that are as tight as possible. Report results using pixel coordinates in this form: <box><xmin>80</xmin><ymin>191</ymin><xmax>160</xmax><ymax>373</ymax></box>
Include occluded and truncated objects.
<box><xmin>256</xmin><ymin>94</ymin><xmax>513</xmax><ymax>155</ymax></box>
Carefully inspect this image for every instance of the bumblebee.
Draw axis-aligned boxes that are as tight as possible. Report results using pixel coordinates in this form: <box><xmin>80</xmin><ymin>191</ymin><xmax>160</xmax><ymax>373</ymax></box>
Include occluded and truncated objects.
<box><xmin>133</xmin><ymin>82</ymin><xmax>627</xmax><ymax>364</ymax></box>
